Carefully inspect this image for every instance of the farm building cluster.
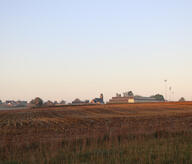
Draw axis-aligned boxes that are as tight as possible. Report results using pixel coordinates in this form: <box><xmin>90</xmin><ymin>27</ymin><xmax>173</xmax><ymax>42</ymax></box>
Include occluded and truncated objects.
<box><xmin>108</xmin><ymin>91</ymin><xmax>164</xmax><ymax>104</ymax></box>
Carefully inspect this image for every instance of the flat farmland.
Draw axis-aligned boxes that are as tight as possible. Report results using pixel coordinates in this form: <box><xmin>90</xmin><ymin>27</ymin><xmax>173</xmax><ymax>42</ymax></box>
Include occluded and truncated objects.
<box><xmin>1</xmin><ymin>102</ymin><xmax>192</xmax><ymax>163</ymax></box>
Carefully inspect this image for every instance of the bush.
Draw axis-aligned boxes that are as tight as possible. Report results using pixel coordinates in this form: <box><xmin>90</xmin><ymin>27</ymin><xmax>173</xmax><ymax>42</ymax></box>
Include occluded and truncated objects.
<box><xmin>179</xmin><ymin>97</ymin><xmax>185</xmax><ymax>102</ymax></box>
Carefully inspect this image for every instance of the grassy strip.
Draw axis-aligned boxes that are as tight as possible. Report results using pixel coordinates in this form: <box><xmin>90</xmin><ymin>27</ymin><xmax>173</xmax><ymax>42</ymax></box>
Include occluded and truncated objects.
<box><xmin>0</xmin><ymin>131</ymin><xmax>192</xmax><ymax>164</ymax></box>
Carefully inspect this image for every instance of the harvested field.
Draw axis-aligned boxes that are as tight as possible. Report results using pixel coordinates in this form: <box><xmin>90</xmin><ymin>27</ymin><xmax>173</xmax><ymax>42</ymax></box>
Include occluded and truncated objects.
<box><xmin>0</xmin><ymin>102</ymin><xmax>192</xmax><ymax>163</ymax></box>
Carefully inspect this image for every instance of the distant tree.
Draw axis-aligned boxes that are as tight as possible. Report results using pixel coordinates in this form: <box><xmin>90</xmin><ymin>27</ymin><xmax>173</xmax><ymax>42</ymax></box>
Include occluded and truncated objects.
<box><xmin>179</xmin><ymin>97</ymin><xmax>185</xmax><ymax>102</ymax></box>
<box><xmin>74</xmin><ymin>98</ymin><xmax>81</xmax><ymax>102</ymax></box>
<box><xmin>0</xmin><ymin>100</ymin><xmax>2</xmax><ymax>104</ymax></box>
<box><xmin>60</xmin><ymin>100</ymin><xmax>66</xmax><ymax>105</ymax></box>
<box><xmin>53</xmin><ymin>101</ymin><xmax>58</xmax><ymax>105</ymax></box>
<box><xmin>30</xmin><ymin>97</ymin><xmax>43</xmax><ymax>107</ymax></box>
<box><xmin>128</xmin><ymin>91</ymin><xmax>134</xmax><ymax>96</ymax></box>
<box><xmin>72</xmin><ymin>98</ymin><xmax>82</xmax><ymax>104</ymax></box>
<box><xmin>150</xmin><ymin>94</ymin><xmax>165</xmax><ymax>101</ymax></box>
<box><xmin>44</xmin><ymin>100</ymin><xmax>54</xmax><ymax>106</ymax></box>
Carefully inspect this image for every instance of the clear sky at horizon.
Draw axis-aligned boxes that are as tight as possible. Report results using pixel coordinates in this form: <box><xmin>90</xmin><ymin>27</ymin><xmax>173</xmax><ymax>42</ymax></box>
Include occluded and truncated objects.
<box><xmin>1</xmin><ymin>0</ymin><xmax>192</xmax><ymax>102</ymax></box>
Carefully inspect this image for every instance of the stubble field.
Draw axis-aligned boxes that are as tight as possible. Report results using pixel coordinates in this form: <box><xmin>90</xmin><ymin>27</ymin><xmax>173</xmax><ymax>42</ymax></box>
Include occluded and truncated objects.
<box><xmin>0</xmin><ymin>102</ymin><xmax>192</xmax><ymax>164</ymax></box>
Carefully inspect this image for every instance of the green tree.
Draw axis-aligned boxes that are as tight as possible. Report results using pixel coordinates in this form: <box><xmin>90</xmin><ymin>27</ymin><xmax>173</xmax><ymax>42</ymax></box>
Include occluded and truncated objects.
<box><xmin>128</xmin><ymin>91</ymin><xmax>134</xmax><ymax>96</ymax></box>
<box><xmin>30</xmin><ymin>97</ymin><xmax>43</xmax><ymax>107</ymax></box>
<box><xmin>150</xmin><ymin>94</ymin><xmax>165</xmax><ymax>101</ymax></box>
<box><xmin>179</xmin><ymin>97</ymin><xmax>185</xmax><ymax>102</ymax></box>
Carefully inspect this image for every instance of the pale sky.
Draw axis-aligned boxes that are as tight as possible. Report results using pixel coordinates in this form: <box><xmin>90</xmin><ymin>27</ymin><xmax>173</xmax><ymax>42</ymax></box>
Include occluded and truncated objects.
<box><xmin>1</xmin><ymin>0</ymin><xmax>192</xmax><ymax>102</ymax></box>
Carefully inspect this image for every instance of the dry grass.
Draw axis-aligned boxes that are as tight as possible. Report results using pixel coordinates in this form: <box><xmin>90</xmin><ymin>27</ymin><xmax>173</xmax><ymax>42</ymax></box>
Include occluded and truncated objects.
<box><xmin>0</xmin><ymin>102</ymin><xmax>192</xmax><ymax>163</ymax></box>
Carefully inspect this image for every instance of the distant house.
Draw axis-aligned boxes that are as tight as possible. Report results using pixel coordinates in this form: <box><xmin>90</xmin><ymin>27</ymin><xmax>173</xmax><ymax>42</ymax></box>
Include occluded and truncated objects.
<box><xmin>134</xmin><ymin>96</ymin><xmax>160</xmax><ymax>103</ymax></box>
<box><xmin>128</xmin><ymin>96</ymin><xmax>135</xmax><ymax>103</ymax></box>
<box><xmin>108</xmin><ymin>95</ymin><xmax>134</xmax><ymax>104</ymax></box>
<box><xmin>5</xmin><ymin>100</ymin><xmax>17</xmax><ymax>106</ymax></box>
<box><xmin>91</xmin><ymin>94</ymin><xmax>104</xmax><ymax>104</ymax></box>
<box><xmin>16</xmin><ymin>101</ymin><xmax>27</xmax><ymax>107</ymax></box>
